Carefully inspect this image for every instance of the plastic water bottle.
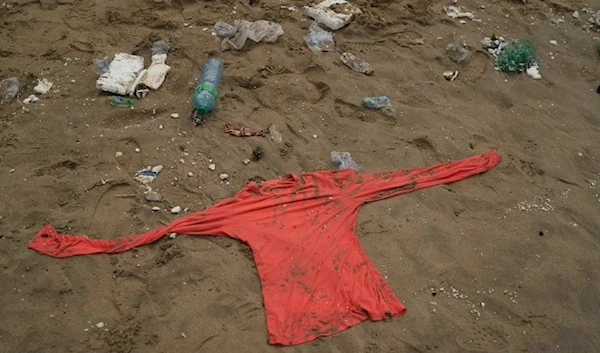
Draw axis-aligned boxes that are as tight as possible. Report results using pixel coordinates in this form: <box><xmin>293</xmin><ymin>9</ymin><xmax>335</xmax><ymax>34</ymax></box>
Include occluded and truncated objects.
<box><xmin>193</xmin><ymin>58</ymin><xmax>224</xmax><ymax>115</ymax></box>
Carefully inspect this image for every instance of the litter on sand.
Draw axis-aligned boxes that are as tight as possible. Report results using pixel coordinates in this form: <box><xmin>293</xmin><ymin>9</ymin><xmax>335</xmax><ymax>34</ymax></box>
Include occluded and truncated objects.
<box><xmin>340</xmin><ymin>53</ymin><xmax>373</xmax><ymax>74</ymax></box>
<box><xmin>224</xmin><ymin>123</ymin><xmax>270</xmax><ymax>137</ymax></box>
<box><xmin>305</xmin><ymin>0</ymin><xmax>362</xmax><ymax>31</ymax></box>
<box><xmin>305</xmin><ymin>22</ymin><xmax>335</xmax><ymax>51</ymax></box>
<box><xmin>218</xmin><ymin>20</ymin><xmax>284</xmax><ymax>51</ymax></box>
<box><xmin>363</xmin><ymin>96</ymin><xmax>394</xmax><ymax>116</ymax></box>
<box><xmin>134</xmin><ymin>165</ymin><xmax>163</xmax><ymax>184</ymax></box>
<box><xmin>95</xmin><ymin>41</ymin><xmax>171</xmax><ymax>98</ymax></box>
<box><xmin>331</xmin><ymin>151</ymin><xmax>359</xmax><ymax>170</ymax></box>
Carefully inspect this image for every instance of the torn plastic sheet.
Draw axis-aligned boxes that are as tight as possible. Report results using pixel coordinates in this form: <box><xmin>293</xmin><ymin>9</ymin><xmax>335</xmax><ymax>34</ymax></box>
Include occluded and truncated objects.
<box><xmin>305</xmin><ymin>0</ymin><xmax>362</xmax><ymax>31</ymax></box>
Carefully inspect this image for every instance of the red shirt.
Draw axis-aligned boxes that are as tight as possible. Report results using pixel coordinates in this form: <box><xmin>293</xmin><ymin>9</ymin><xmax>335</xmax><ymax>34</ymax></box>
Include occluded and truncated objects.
<box><xmin>29</xmin><ymin>150</ymin><xmax>501</xmax><ymax>345</ymax></box>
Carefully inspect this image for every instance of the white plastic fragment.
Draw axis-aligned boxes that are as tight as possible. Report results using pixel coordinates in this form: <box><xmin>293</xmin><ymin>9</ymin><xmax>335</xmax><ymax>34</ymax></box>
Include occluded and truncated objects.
<box><xmin>305</xmin><ymin>0</ymin><xmax>362</xmax><ymax>31</ymax></box>
<box><xmin>96</xmin><ymin>53</ymin><xmax>145</xmax><ymax>96</ymax></box>
<box><xmin>34</xmin><ymin>78</ymin><xmax>53</xmax><ymax>94</ymax></box>
<box><xmin>444</xmin><ymin>5</ymin><xmax>475</xmax><ymax>20</ymax></box>
<box><xmin>23</xmin><ymin>94</ymin><xmax>39</xmax><ymax>104</ymax></box>
<box><xmin>526</xmin><ymin>64</ymin><xmax>541</xmax><ymax>80</ymax></box>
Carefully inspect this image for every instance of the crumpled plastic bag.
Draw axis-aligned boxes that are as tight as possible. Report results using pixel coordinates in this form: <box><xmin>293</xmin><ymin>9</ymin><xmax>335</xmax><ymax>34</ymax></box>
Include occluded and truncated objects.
<box><xmin>331</xmin><ymin>151</ymin><xmax>359</xmax><ymax>170</ymax></box>
<box><xmin>304</xmin><ymin>22</ymin><xmax>335</xmax><ymax>51</ymax></box>
<box><xmin>96</xmin><ymin>53</ymin><xmax>145</xmax><ymax>96</ymax></box>
<box><xmin>0</xmin><ymin>77</ymin><xmax>19</xmax><ymax>104</ymax></box>
<box><xmin>214</xmin><ymin>21</ymin><xmax>237</xmax><ymax>38</ymax></box>
<box><xmin>220</xmin><ymin>20</ymin><xmax>284</xmax><ymax>51</ymax></box>
<box><xmin>363</xmin><ymin>96</ymin><xmax>394</xmax><ymax>117</ymax></box>
<box><xmin>305</xmin><ymin>0</ymin><xmax>362</xmax><ymax>31</ymax></box>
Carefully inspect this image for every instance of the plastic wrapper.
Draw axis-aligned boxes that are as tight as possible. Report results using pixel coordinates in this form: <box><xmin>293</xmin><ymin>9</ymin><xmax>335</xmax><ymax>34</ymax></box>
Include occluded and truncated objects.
<box><xmin>304</xmin><ymin>22</ymin><xmax>335</xmax><ymax>52</ymax></box>
<box><xmin>305</xmin><ymin>0</ymin><xmax>362</xmax><ymax>31</ymax></box>
<box><xmin>0</xmin><ymin>77</ymin><xmax>19</xmax><ymax>104</ymax></box>
<box><xmin>340</xmin><ymin>52</ymin><xmax>372</xmax><ymax>74</ymax></box>
<box><xmin>221</xmin><ymin>20</ymin><xmax>284</xmax><ymax>51</ymax></box>
<box><xmin>331</xmin><ymin>151</ymin><xmax>359</xmax><ymax>170</ymax></box>
<box><xmin>363</xmin><ymin>96</ymin><xmax>394</xmax><ymax>117</ymax></box>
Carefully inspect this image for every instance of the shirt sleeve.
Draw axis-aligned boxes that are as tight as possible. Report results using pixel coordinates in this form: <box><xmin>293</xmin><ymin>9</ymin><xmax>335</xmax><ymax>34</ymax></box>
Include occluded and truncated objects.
<box><xmin>343</xmin><ymin>150</ymin><xmax>501</xmax><ymax>204</ymax></box>
<box><xmin>29</xmin><ymin>200</ymin><xmax>235</xmax><ymax>258</ymax></box>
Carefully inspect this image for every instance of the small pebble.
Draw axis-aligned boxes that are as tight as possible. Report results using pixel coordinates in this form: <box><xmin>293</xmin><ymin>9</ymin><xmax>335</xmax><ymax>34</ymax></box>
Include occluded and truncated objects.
<box><xmin>171</xmin><ymin>206</ymin><xmax>182</xmax><ymax>214</ymax></box>
<box><xmin>549</xmin><ymin>40</ymin><xmax>558</xmax><ymax>46</ymax></box>
<box><xmin>243</xmin><ymin>159</ymin><xmax>250</xmax><ymax>165</ymax></box>
<box><xmin>208</xmin><ymin>164</ymin><xmax>216</xmax><ymax>171</ymax></box>
<box><xmin>96</xmin><ymin>322</ymin><xmax>104</xmax><ymax>328</ymax></box>
<box><xmin>573</xmin><ymin>11</ymin><xmax>579</xmax><ymax>19</ymax></box>
<box><xmin>181</xmin><ymin>332</ymin><xmax>187</xmax><ymax>338</ymax></box>
<box><xmin>169</xmin><ymin>233</ymin><xmax>177</xmax><ymax>239</ymax></box>
<box><xmin>145</xmin><ymin>191</ymin><xmax>161</xmax><ymax>202</ymax></box>
<box><xmin>220</xmin><ymin>173</ymin><xmax>229</xmax><ymax>180</ymax></box>
<box><xmin>151</xmin><ymin>206</ymin><xmax>161</xmax><ymax>212</ymax></box>
<box><xmin>312</xmin><ymin>135</ymin><xmax>318</xmax><ymax>139</ymax></box>
<box><xmin>159</xmin><ymin>124</ymin><xmax>164</xmax><ymax>130</ymax></box>
<box><xmin>188</xmin><ymin>172</ymin><xmax>193</xmax><ymax>177</ymax></box>
<box><xmin>171</xmin><ymin>113</ymin><xmax>180</xmax><ymax>119</ymax></box>
<box><xmin>115</xmin><ymin>151</ymin><xmax>123</xmax><ymax>157</ymax></box>
<box><xmin>135</xmin><ymin>148</ymin><xmax>141</xmax><ymax>153</ymax></box>
<box><xmin>208</xmin><ymin>159</ymin><xmax>213</xmax><ymax>163</ymax></box>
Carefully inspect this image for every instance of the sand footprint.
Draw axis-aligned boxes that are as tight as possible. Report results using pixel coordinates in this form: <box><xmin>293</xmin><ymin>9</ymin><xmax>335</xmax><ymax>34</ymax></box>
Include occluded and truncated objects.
<box><xmin>460</xmin><ymin>51</ymin><xmax>490</xmax><ymax>83</ymax></box>
<box><xmin>86</xmin><ymin>182</ymin><xmax>139</xmax><ymax>236</ymax></box>
<box><xmin>408</xmin><ymin>137</ymin><xmax>442</xmax><ymax>163</ymax></box>
<box><xmin>456</xmin><ymin>323</ymin><xmax>510</xmax><ymax>352</ymax></box>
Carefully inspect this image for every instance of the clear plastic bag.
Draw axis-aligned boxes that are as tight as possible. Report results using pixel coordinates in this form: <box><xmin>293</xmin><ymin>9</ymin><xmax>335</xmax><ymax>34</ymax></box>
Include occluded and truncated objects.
<box><xmin>151</xmin><ymin>40</ymin><xmax>169</xmax><ymax>55</ymax></box>
<box><xmin>94</xmin><ymin>56</ymin><xmax>110</xmax><ymax>75</ymax></box>
<box><xmin>445</xmin><ymin>42</ymin><xmax>469</xmax><ymax>63</ymax></box>
<box><xmin>332</xmin><ymin>151</ymin><xmax>359</xmax><ymax>170</ymax></box>
<box><xmin>0</xmin><ymin>77</ymin><xmax>19</xmax><ymax>103</ymax></box>
<box><xmin>221</xmin><ymin>20</ymin><xmax>284</xmax><ymax>51</ymax></box>
<box><xmin>304</xmin><ymin>22</ymin><xmax>335</xmax><ymax>52</ymax></box>
<box><xmin>214</xmin><ymin>21</ymin><xmax>237</xmax><ymax>38</ymax></box>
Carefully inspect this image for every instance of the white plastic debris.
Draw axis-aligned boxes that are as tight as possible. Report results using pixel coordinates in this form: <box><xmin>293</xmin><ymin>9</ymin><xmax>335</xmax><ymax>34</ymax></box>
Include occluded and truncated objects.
<box><xmin>443</xmin><ymin>71</ymin><xmax>459</xmax><ymax>81</ymax></box>
<box><xmin>23</xmin><ymin>94</ymin><xmax>39</xmax><ymax>104</ymax></box>
<box><xmin>526</xmin><ymin>64</ymin><xmax>541</xmax><ymax>79</ymax></box>
<box><xmin>33</xmin><ymin>78</ymin><xmax>53</xmax><ymax>94</ymax></box>
<box><xmin>171</xmin><ymin>206</ymin><xmax>182</xmax><ymax>214</ymax></box>
<box><xmin>305</xmin><ymin>0</ymin><xmax>362</xmax><ymax>31</ymax></box>
<box><xmin>220</xmin><ymin>20</ymin><xmax>284</xmax><ymax>51</ymax></box>
<box><xmin>444</xmin><ymin>5</ymin><xmax>475</xmax><ymax>20</ymax></box>
<box><xmin>96</xmin><ymin>53</ymin><xmax>145</xmax><ymax>96</ymax></box>
<box><xmin>135</xmin><ymin>41</ymin><xmax>171</xmax><ymax>98</ymax></box>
